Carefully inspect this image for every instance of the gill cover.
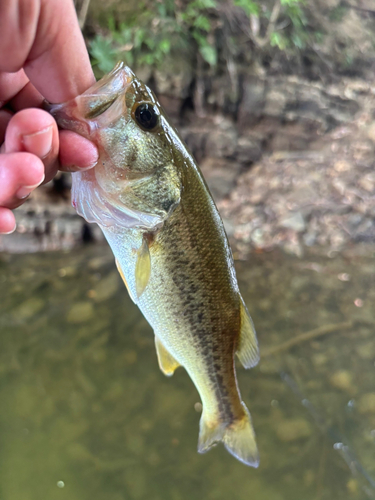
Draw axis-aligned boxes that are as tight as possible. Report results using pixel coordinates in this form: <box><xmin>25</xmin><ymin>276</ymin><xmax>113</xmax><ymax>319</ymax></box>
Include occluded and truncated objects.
<box><xmin>49</xmin><ymin>62</ymin><xmax>181</xmax><ymax>231</ymax></box>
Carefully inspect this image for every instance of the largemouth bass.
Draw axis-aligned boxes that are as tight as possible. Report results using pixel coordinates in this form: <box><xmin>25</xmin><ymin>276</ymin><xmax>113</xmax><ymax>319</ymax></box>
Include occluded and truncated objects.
<box><xmin>49</xmin><ymin>62</ymin><xmax>260</xmax><ymax>466</ymax></box>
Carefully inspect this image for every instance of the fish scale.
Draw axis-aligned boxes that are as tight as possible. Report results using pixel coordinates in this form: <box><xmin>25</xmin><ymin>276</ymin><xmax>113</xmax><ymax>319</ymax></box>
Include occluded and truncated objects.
<box><xmin>47</xmin><ymin>62</ymin><xmax>260</xmax><ymax>467</ymax></box>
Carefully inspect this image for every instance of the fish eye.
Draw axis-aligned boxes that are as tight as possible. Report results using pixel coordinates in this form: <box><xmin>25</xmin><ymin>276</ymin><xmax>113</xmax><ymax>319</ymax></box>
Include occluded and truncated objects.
<box><xmin>133</xmin><ymin>103</ymin><xmax>159</xmax><ymax>131</ymax></box>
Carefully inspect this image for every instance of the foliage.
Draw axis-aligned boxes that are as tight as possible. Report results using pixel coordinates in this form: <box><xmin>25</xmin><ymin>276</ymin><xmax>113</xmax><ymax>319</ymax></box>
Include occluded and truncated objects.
<box><xmin>233</xmin><ymin>0</ymin><xmax>259</xmax><ymax>16</ymax></box>
<box><xmin>90</xmin><ymin>0</ymin><xmax>218</xmax><ymax>74</ymax></box>
<box><xmin>232</xmin><ymin>0</ymin><xmax>311</xmax><ymax>52</ymax></box>
<box><xmin>89</xmin><ymin>0</ymin><xmax>320</xmax><ymax>75</ymax></box>
<box><xmin>274</xmin><ymin>0</ymin><xmax>309</xmax><ymax>51</ymax></box>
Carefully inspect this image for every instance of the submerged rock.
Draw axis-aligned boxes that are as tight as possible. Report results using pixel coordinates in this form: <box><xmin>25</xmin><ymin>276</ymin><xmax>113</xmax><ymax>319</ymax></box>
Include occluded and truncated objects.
<box><xmin>329</xmin><ymin>370</ymin><xmax>356</xmax><ymax>395</ymax></box>
<box><xmin>67</xmin><ymin>301</ymin><xmax>95</xmax><ymax>324</ymax></box>
<box><xmin>275</xmin><ymin>418</ymin><xmax>312</xmax><ymax>442</ymax></box>
<box><xmin>358</xmin><ymin>393</ymin><xmax>375</xmax><ymax>415</ymax></box>
<box><xmin>280</xmin><ymin>212</ymin><xmax>306</xmax><ymax>232</ymax></box>
<box><xmin>16</xmin><ymin>297</ymin><xmax>45</xmax><ymax>320</ymax></box>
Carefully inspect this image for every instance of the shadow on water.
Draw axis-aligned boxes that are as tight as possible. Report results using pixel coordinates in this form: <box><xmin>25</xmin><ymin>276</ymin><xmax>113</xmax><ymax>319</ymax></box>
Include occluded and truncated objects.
<box><xmin>0</xmin><ymin>245</ymin><xmax>374</xmax><ymax>500</ymax></box>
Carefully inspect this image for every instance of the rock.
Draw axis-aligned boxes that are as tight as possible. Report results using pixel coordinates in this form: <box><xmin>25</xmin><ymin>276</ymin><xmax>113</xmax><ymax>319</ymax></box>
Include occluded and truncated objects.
<box><xmin>270</xmin><ymin>123</ymin><xmax>311</xmax><ymax>152</ymax></box>
<box><xmin>312</xmin><ymin>353</ymin><xmax>328</xmax><ymax>367</ymax></box>
<box><xmin>16</xmin><ymin>297</ymin><xmax>45</xmax><ymax>320</ymax></box>
<box><xmin>236</xmin><ymin>136</ymin><xmax>262</xmax><ymax>164</ymax></box>
<box><xmin>222</xmin><ymin>218</ymin><xmax>235</xmax><ymax>237</ymax></box>
<box><xmin>237</xmin><ymin>77</ymin><xmax>265</xmax><ymax>128</ymax></box>
<box><xmin>275</xmin><ymin>418</ymin><xmax>312</xmax><ymax>442</ymax></box>
<box><xmin>303</xmin><ymin>232</ymin><xmax>317</xmax><ymax>247</ymax></box>
<box><xmin>205</xmin><ymin>124</ymin><xmax>238</xmax><ymax>159</ymax></box>
<box><xmin>333</xmin><ymin>160</ymin><xmax>351</xmax><ymax>172</ymax></box>
<box><xmin>67</xmin><ymin>301</ymin><xmax>95</xmax><ymax>324</ymax></box>
<box><xmin>279</xmin><ymin>212</ymin><xmax>306</xmax><ymax>232</ymax></box>
<box><xmin>356</xmin><ymin>342</ymin><xmax>375</xmax><ymax>360</ymax></box>
<box><xmin>200</xmin><ymin>157</ymin><xmax>241</xmax><ymax>200</ymax></box>
<box><xmin>346</xmin><ymin>479</ymin><xmax>359</xmax><ymax>496</ymax></box>
<box><xmin>316</xmin><ymin>0</ymin><xmax>340</xmax><ymax>8</ymax></box>
<box><xmin>251</xmin><ymin>228</ymin><xmax>265</xmax><ymax>247</ymax></box>
<box><xmin>158</xmin><ymin>95</ymin><xmax>183</xmax><ymax>120</ymax></box>
<box><xmin>358</xmin><ymin>393</ymin><xmax>375</xmax><ymax>414</ymax></box>
<box><xmin>366</xmin><ymin>122</ymin><xmax>375</xmax><ymax>142</ymax></box>
<box><xmin>263</xmin><ymin>90</ymin><xmax>287</xmax><ymax>118</ymax></box>
<box><xmin>154</xmin><ymin>56</ymin><xmax>193</xmax><ymax>99</ymax></box>
<box><xmin>92</xmin><ymin>271</ymin><xmax>120</xmax><ymax>302</ymax></box>
<box><xmin>180</xmin><ymin>126</ymin><xmax>208</xmax><ymax>162</ymax></box>
<box><xmin>358</xmin><ymin>173</ymin><xmax>375</xmax><ymax>193</ymax></box>
<box><xmin>329</xmin><ymin>370</ymin><xmax>356</xmax><ymax>394</ymax></box>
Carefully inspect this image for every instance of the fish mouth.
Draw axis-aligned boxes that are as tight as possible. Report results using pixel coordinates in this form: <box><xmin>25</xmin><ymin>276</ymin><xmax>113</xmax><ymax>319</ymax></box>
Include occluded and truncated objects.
<box><xmin>45</xmin><ymin>62</ymin><xmax>134</xmax><ymax>139</ymax></box>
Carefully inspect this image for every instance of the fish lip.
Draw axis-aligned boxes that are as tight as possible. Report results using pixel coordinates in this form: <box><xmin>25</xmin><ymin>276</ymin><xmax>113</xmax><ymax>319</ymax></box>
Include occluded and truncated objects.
<box><xmin>44</xmin><ymin>62</ymin><xmax>134</xmax><ymax>137</ymax></box>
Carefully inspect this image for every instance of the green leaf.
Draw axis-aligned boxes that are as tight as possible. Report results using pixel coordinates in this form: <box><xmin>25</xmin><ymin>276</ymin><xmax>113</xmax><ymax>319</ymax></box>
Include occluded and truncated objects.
<box><xmin>90</xmin><ymin>37</ymin><xmax>117</xmax><ymax>73</ymax></box>
<box><xmin>192</xmin><ymin>31</ymin><xmax>206</xmax><ymax>46</ymax></box>
<box><xmin>195</xmin><ymin>0</ymin><xmax>216</xmax><ymax>8</ymax></box>
<box><xmin>108</xmin><ymin>15</ymin><xmax>116</xmax><ymax>33</ymax></box>
<box><xmin>194</xmin><ymin>15</ymin><xmax>211</xmax><ymax>32</ymax></box>
<box><xmin>199</xmin><ymin>44</ymin><xmax>217</xmax><ymax>66</ymax></box>
<box><xmin>117</xmin><ymin>27</ymin><xmax>133</xmax><ymax>44</ymax></box>
<box><xmin>144</xmin><ymin>37</ymin><xmax>156</xmax><ymax>50</ymax></box>
<box><xmin>234</xmin><ymin>0</ymin><xmax>259</xmax><ymax>16</ymax></box>
<box><xmin>270</xmin><ymin>32</ymin><xmax>287</xmax><ymax>50</ymax></box>
<box><xmin>157</xmin><ymin>3</ymin><xmax>167</xmax><ymax>17</ymax></box>
<box><xmin>281</xmin><ymin>0</ymin><xmax>304</xmax><ymax>5</ymax></box>
<box><xmin>159</xmin><ymin>39</ymin><xmax>171</xmax><ymax>54</ymax></box>
<box><xmin>291</xmin><ymin>33</ymin><xmax>305</xmax><ymax>49</ymax></box>
<box><xmin>123</xmin><ymin>51</ymin><xmax>134</xmax><ymax>66</ymax></box>
<box><xmin>134</xmin><ymin>28</ymin><xmax>145</xmax><ymax>48</ymax></box>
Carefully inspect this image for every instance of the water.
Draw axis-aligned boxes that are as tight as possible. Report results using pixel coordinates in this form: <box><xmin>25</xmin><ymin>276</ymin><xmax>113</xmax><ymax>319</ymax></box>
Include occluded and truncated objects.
<box><xmin>0</xmin><ymin>245</ymin><xmax>374</xmax><ymax>500</ymax></box>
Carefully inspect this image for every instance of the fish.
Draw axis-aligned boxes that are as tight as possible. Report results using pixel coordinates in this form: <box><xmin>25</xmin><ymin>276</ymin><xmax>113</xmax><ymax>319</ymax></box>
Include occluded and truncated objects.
<box><xmin>48</xmin><ymin>62</ymin><xmax>260</xmax><ymax>467</ymax></box>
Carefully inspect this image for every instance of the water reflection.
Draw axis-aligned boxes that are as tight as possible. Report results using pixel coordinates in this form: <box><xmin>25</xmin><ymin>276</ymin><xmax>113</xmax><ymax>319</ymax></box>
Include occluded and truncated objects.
<box><xmin>0</xmin><ymin>246</ymin><xmax>374</xmax><ymax>500</ymax></box>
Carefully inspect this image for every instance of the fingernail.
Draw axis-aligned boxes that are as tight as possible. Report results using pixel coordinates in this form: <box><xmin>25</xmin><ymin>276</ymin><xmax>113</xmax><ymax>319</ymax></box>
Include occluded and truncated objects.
<box><xmin>22</xmin><ymin>125</ymin><xmax>53</xmax><ymax>158</ymax></box>
<box><xmin>16</xmin><ymin>174</ymin><xmax>45</xmax><ymax>199</ymax></box>
<box><xmin>3</xmin><ymin>224</ymin><xmax>16</xmax><ymax>235</ymax></box>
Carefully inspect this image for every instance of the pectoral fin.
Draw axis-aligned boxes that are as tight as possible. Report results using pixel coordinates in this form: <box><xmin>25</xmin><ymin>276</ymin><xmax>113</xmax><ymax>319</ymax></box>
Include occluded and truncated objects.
<box><xmin>236</xmin><ymin>297</ymin><xmax>259</xmax><ymax>369</ymax></box>
<box><xmin>155</xmin><ymin>336</ymin><xmax>180</xmax><ymax>376</ymax></box>
<box><xmin>135</xmin><ymin>238</ymin><xmax>151</xmax><ymax>298</ymax></box>
<box><xmin>115</xmin><ymin>259</ymin><xmax>136</xmax><ymax>303</ymax></box>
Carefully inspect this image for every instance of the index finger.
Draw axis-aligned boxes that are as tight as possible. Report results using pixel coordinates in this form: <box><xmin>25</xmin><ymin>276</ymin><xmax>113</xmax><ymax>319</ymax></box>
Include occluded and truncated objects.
<box><xmin>0</xmin><ymin>0</ymin><xmax>95</xmax><ymax>103</ymax></box>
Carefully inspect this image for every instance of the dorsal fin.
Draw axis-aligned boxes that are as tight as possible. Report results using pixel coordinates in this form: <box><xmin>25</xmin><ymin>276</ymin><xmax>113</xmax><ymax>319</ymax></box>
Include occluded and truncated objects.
<box><xmin>154</xmin><ymin>336</ymin><xmax>180</xmax><ymax>376</ymax></box>
<box><xmin>236</xmin><ymin>297</ymin><xmax>259</xmax><ymax>369</ymax></box>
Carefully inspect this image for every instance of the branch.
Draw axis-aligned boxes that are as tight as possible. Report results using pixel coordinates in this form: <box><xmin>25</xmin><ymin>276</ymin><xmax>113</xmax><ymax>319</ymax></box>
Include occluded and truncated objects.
<box><xmin>341</xmin><ymin>2</ymin><xmax>375</xmax><ymax>16</ymax></box>
<box><xmin>250</xmin><ymin>0</ymin><xmax>282</xmax><ymax>48</ymax></box>
<box><xmin>78</xmin><ymin>0</ymin><xmax>91</xmax><ymax>30</ymax></box>
<box><xmin>262</xmin><ymin>320</ymin><xmax>354</xmax><ymax>357</ymax></box>
<box><xmin>265</xmin><ymin>0</ymin><xmax>282</xmax><ymax>40</ymax></box>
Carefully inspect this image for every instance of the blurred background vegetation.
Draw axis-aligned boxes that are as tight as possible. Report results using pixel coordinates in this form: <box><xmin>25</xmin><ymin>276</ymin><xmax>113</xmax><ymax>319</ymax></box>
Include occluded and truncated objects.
<box><xmin>4</xmin><ymin>0</ymin><xmax>375</xmax><ymax>256</ymax></box>
<box><xmin>79</xmin><ymin>0</ymin><xmax>375</xmax><ymax>80</ymax></box>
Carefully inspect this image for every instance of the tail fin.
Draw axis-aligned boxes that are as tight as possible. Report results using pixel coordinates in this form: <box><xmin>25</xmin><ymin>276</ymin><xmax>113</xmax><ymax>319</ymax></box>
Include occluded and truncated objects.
<box><xmin>198</xmin><ymin>402</ymin><xmax>259</xmax><ymax>467</ymax></box>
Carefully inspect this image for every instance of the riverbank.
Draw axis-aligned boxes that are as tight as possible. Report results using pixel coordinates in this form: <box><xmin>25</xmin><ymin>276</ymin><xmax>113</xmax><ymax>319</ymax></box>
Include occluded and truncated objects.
<box><xmin>1</xmin><ymin>74</ymin><xmax>374</xmax><ymax>256</ymax></box>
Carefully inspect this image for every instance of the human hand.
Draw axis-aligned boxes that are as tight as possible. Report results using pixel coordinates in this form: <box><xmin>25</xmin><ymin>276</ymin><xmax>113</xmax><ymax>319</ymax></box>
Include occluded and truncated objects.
<box><xmin>0</xmin><ymin>0</ymin><xmax>98</xmax><ymax>234</ymax></box>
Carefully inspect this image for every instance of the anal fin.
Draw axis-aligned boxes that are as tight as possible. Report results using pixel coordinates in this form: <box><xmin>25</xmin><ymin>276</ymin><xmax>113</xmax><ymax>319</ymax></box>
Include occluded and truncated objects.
<box><xmin>155</xmin><ymin>336</ymin><xmax>180</xmax><ymax>377</ymax></box>
<box><xmin>236</xmin><ymin>297</ymin><xmax>259</xmax><ymax>369</ymax></box>
<box><xmin>115</xmin><ymin>259</ymin><xmax>136</xmax><ymax>303</ymax></box>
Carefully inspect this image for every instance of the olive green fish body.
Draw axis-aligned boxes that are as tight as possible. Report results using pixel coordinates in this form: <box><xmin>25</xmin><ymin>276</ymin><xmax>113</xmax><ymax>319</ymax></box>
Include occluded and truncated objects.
<box><xmin>49</xmin><ymin>63</ymin><xmax>260</xmax><ymax>466</ymax></box>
